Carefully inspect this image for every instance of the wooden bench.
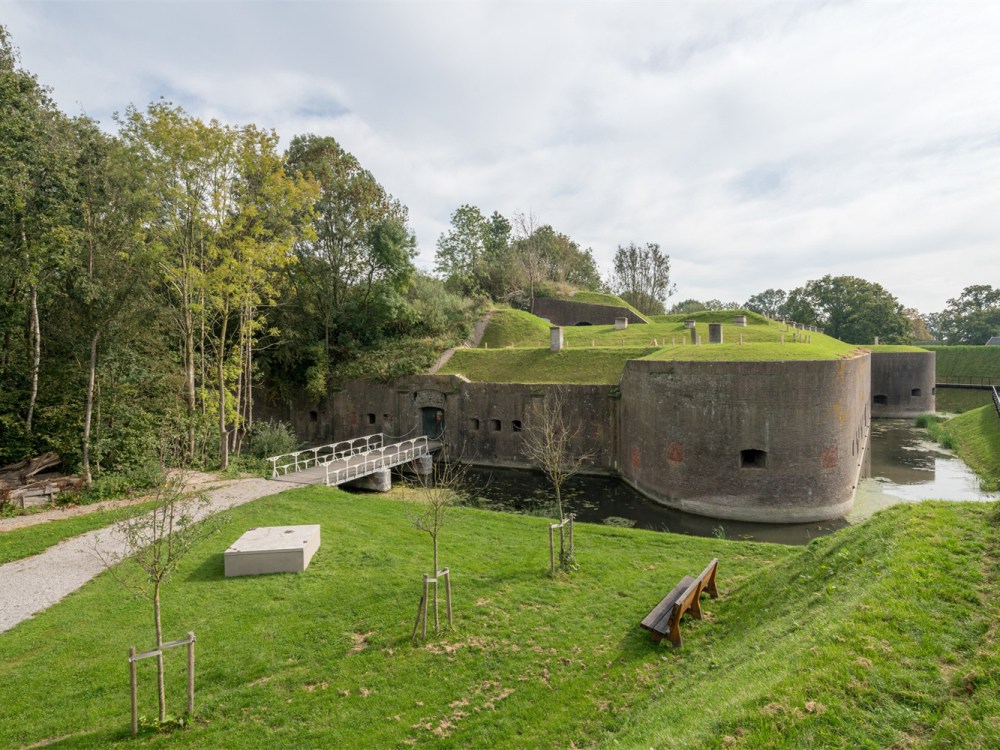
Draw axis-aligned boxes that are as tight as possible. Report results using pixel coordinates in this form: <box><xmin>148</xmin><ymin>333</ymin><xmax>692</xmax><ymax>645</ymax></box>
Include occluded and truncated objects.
<box><xmin>640</xmin><ymin>558</ymin><xmax>719</xmax><ymax>647</ymax></box>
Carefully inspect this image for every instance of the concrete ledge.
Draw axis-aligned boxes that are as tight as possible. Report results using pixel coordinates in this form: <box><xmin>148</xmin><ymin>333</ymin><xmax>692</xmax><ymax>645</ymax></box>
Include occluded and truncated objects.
<box><xmin>224</xmin><ymin>525</ymin><xmax>320</xmax><ymax>577</ymax></box>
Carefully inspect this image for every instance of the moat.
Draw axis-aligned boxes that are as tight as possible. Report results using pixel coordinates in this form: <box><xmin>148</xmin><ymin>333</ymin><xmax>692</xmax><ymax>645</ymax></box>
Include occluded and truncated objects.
<box><xmin>456</xmin><ymin>419</ymin><xmax>997</xmax><ymax>545</ymax></box>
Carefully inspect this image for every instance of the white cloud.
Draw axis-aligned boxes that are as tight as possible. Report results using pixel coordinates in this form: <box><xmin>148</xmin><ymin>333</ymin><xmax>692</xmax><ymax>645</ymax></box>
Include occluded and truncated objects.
<box><xmin>4</xmin><ymin>0</ymin><xmax>1000</xmax><ymax>312</ymax></box>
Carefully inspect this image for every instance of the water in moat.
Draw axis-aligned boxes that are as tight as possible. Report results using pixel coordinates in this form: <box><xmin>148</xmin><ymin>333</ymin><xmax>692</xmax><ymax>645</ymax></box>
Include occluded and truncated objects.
<box><xmin>457</xmin><ymin>419</ymin><xmax>997</xmax><ymax>545</ymax></box>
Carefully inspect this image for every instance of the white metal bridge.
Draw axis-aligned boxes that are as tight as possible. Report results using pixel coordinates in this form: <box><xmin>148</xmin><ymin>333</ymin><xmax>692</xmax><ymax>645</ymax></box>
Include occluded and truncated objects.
<box><xmin>267</xmin><ymin>433</ymin><xmax>436</xmax><ymax>487</ymax></box>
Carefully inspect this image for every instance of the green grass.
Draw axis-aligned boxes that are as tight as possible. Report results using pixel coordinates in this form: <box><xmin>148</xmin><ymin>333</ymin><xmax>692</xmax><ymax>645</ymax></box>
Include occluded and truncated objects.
<box><xmin>463</xmin><ymin>312</ymin><xmax>859</xmax><ymax>382</ymax></box>
<box><xmin>926</xmin><ymin>345</ymin><xmax>1000</xmax><ymax>379</ymax></box>
<box><xmin>868</xmin><ymin>344</ymin><xmax>930</xmax><ymax>353</ymax></box>
<box><xmin>0</xmin><ymin>500</ymin><xmax>160</xmax><ymax>565</ymax></box>
<box><xmin>477</xmin><ymin>308</ymin><xmax>552</xmax><ymax>349</ymax></box>
<box><xmin>944</xmin><ymin>406</ymin><xmax>1000</xmax><ymax>491</ymax></box>
<box><xmin>936</xmin><ymin>388</ymin><xmax>994</xmax><ymax>414</ymax></box>
<box><xmin>1</xmin><ymin>489</ymin><xmax>998</xmax><ymax>748</ymax></box>
<box><xmin>441</xmin><ymin>347</ymin><xmax>657</xmax><ymax>384</ymax></box>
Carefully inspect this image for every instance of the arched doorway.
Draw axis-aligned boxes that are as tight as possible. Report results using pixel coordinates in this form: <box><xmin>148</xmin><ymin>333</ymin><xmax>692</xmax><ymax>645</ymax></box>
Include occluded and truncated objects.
<box><xmin>421</xmin><ymin>407</ymin><xmax>445</xmax><ymax>439</ymax></box>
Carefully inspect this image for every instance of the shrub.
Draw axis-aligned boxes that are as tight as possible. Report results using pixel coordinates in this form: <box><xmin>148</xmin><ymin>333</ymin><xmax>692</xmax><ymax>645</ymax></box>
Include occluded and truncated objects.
<box><xmin>245</xmin><ymin>420</ymin><xmax>299</xmax><ymax>459</ymax></box>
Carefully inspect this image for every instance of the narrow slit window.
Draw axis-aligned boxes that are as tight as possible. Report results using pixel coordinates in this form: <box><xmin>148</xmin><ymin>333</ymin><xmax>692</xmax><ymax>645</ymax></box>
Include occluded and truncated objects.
<box><xmin>740</xmin><ymin>449</ymin><xmax>767</xmax><ymax>469</ymax></box>
<box><xmin>911</xmin><ymin>388</ymin><xmax>921</xmax><ymax>397</ymax></box>
<box><xmin>490</xmin><ymin>419</ymin><xmax>502</xmax><ymax>432</ymax></box>
<box><xmin>367</xmin><ymin>413</ymin><xmax>376</xmax><ymax>424</ymax></box>
<box><xmin>512</xmin><ymin>420</ymin><xmax>523</xmax><ymax>432</ymax></box>
<box><xmin>469</xmin><ymin>418</ymin><xmax>480</xmax><ymax>431</ymax></box>
<box><xmin>309</xmin><ymin>410</ymin><xmax>318</xmax><ymax>422</ymax></box>
<box><xmin>873</xmin><ymin>394</ymin><xmax>888</xmax><ymax>405</ymax></box>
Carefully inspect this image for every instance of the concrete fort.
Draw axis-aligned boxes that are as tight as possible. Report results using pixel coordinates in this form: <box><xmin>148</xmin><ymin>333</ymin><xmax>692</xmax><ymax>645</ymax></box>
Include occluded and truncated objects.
<box><xmin>870</xmin><ymin>350</ymin><xmax>936</xmax><ymax>418</ymax></box>
<box><xmin>257</xmin><ymin>347</ymin><xmax>933</xmax><ymax>523</ymax></box>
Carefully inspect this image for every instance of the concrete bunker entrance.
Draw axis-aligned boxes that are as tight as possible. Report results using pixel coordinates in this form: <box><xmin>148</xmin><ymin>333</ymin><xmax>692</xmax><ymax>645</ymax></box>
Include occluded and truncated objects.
<box><xmin>421</xmin><ymin>407</ymin><xmax>445</xmax><ymax>439</ymax></box>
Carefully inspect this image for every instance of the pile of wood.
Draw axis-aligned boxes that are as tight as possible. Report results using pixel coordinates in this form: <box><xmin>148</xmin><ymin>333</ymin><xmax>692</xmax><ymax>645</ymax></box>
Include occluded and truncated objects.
<box><xmin>0</xmin><ymin>453</ymin><xmax>83</xmax><ymax>509</ymax></box>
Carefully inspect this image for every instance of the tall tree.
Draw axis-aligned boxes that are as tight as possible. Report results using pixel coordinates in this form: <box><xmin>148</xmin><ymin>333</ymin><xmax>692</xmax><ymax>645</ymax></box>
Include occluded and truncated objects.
<box><xmin>938</xmin><ymin>285</ymin><xmax>1000</xmax><ymax>344</ymax></box>
<box><xmin>744</xmin><ymin>288</ymin><xmax>788</xmax><ymax>319</ymax></box>
<box><xmin>0</xmin><ymin>27</ymin><xmax>78</xmax><ymax>440</ymax></box>
<box><xmin>784</xmin><ymin>275</ymin><xmax>909</xmax><ymax>344</ymax></box>
<box><xmin>607</xmin><ymin>242</ymin><xmax>675</xmax><ymax>315</ymax></box>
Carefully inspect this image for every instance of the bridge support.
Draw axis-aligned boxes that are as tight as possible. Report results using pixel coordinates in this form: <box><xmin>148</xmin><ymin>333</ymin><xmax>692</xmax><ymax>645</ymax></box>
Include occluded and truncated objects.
<box><xmin>411</xmin><ymin>455</ymin><xmax>433</xmax><ymax>476</ymax></box>
<box><xmin>345</xmin><ymin>468</ymin><xmax>392</xmax><ymax>492</ymax></box>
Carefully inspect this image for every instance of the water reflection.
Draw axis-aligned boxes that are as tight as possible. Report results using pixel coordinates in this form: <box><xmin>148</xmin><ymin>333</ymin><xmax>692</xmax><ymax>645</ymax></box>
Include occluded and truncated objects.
<box><xmin>850</xmin><ymin>419</ymin><xmax>997</xmax><ymax>520</ymax></box>
<box><xmin>458</xmin><ymin>420</ymin><xmax>996</xmax><ymax>546</ymax></box>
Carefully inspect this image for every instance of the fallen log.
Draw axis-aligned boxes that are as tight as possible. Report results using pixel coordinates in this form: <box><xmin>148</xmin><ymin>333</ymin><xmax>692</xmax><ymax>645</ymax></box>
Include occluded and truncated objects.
<box><xmin>0</xmin><ymin>452</ymin><xmax>61</xmax><ymax>483</ymax></box>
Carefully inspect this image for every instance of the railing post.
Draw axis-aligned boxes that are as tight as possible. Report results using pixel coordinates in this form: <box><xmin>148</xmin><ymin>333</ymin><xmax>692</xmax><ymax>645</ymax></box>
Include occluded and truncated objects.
<box><xmin>129</xmin><ymin>646</ymin><xmax>138</xmax><ymax>737</ymax></box>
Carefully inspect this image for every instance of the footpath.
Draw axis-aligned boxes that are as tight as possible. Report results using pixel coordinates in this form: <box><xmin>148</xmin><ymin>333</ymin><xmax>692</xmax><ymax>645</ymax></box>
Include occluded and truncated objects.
<box><xmin>0</xmin><ymin>476</ymin><xmax>290</xmax><ymax>634</ymax></box>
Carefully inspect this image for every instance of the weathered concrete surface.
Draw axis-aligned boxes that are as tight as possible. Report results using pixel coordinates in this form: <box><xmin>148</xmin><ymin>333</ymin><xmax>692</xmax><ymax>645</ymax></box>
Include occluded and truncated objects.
<box><xmin>224</xmin><ymin>524</ymin><xmax>320</xmax><ymax>576</ymax></box>
<box><xmin>618</xmin><ymin>355</ymin><xmax>871</xmax><ymax>523</ymax></box>
<box><xmin>870</xmin><ymin>350</ymin><xmax>936</xmax><ymax>418</ymax></box>
<box><xmin>531</xmin><ymin>297</ymin><xmax>648</xmax><ymax>326</ymax></box>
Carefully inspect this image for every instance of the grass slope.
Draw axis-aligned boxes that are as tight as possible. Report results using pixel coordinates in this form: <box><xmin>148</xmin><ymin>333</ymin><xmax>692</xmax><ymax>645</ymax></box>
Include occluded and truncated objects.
<box><xmin>925</xmin><ymin>345</ymin><xmax>1000</xmax><ymax>379</ymax></box>
<box><xmin>441</xmin><ymin>347</ymin><xmax>656</xmax><ymax>384</ymax></box>
<box><xmin>0</xmin><ymin>490</ymin><xmax>998</xmax><ymax>749</ymax></box>
<box><xmin>477</xmin><ymin>308</ymin><xmax>552</xmax><ymax>349</ymax></box>
<box><xmin>943</xmin><ymin>405</ymin><xmax>1000</xmax><ymax>491</ymax></box>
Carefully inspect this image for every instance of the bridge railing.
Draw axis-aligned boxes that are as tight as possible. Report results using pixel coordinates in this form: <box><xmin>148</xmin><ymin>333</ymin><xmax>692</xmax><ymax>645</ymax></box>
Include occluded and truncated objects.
<box><xmin>324</xmin><ymin>436</ymin><xmax>429</xmax><ymax>486</ymax></box>
<box><xmin>992</xmin><ymin>386</ymin><xmax>1000</xmax><ymax>420</ymax></box>
<box><xmin>937</xmin><ymin>375</ymin><xmax>1000</xmax><ymax>387</ymax></box>
<box><xmin>268</xmin><ymin>433</ymin><xmax>385</xmax><ymax>478</ymax></box>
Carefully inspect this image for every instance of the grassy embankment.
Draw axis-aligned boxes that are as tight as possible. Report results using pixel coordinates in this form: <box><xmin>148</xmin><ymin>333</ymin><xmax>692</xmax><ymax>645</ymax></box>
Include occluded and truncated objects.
<box><xmin>920</xmin><ymin>404</ymin><xmax>1000</xmax><ymax>492</ymax></box>
<box><xmin>1</xmin><ymin>486</ymin><xmax>998</xmax><ymax>749</ymax></box>
<box><xmin>441</xmin><ymin>308</ymin><xmax>860</xmax><ymax>384</ymax></box>
<box><xmin>926</xmin><ymin>346</ymin><xmax>1000</xmax><ymax>413</ymax></box>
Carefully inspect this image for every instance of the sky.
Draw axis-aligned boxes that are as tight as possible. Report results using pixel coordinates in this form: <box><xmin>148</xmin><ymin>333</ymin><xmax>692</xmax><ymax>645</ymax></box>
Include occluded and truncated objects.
<box><xmin>3</xmin><ymin>0</ymin><xmax>999</xmax><ymax>314</ymax></box>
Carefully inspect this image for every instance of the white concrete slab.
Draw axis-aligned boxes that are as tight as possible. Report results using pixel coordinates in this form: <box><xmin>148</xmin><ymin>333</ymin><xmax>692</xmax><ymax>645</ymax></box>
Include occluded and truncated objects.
<box><xmin>224</xmin><ymin>525</ymin><xmax>320</xmax><ymax>577</ymax></box>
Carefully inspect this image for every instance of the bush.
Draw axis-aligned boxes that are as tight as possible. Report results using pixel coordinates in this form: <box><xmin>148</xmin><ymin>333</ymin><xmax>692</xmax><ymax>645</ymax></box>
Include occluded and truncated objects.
<box><xmin>245</xmin><ymin>420</ymin><xmax>299</xmax><ymax>459</ymax></box>
<box><xmin>71</xmin><ymin>464</ymin><xmax>166</xmax><ymax>505</ymax></box>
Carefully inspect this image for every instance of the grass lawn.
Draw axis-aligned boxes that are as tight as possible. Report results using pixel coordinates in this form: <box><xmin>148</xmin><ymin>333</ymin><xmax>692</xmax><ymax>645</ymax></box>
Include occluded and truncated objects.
<box><xmin>0</xmin><ymin>488</ymin><xmax>998</xmax><ymax>749</ymax></box>
<box><xmin>440</xmin><ymin>347</ymin><xmax>658</xmax><ymax>384</ymax></box>
<box><xmin>936</xmin><ymin>388</ymin><xmax>994</xmax><ymax>414</ymax></box>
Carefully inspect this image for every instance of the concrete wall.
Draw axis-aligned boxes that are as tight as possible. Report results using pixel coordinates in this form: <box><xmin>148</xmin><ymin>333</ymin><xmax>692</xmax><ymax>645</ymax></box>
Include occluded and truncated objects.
<box><xmin>618</xmin><ymin>355</ymin><xmax>871</xmax><ymax>523</ymax></box>
<box><xmin>531</xmin><ymin>297</ymin><xmax>648</xmax><ymax>326</ymax></box>
<box><xmin>262</xmin><ymin>353</ymin><xmax>876</xmax><ymax>524</ymax></box>
<box><xmin>870</xmin><ymin>351</ymin><xmax>936</xmax><ymax>418</ymax></box>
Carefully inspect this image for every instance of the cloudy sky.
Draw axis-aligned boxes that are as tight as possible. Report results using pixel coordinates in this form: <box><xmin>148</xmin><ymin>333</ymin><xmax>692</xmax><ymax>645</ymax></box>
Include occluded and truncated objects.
<box><xmin>3</xmin><ymin>1</ymin><xmax>999</xmax><ymax>313</ymax></box>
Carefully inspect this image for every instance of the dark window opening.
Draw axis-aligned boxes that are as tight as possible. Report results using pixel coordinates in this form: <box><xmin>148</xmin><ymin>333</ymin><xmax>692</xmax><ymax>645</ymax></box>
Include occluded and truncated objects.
<box><xmin>932</xmin><ymin>387</ymin><xmax>936</xmax><ymax>395</ymax></box>
<box><xmin>469</xmin><ymin>418</ymin><xmax>480</xmax><ymax>431</ymax></box>
<box><xmin>574</xmin><ymin>321</ymin><xmax>593</xmax><ymax>326</ymax></box>
<box><xmin>309</xmin><ymin>410</ymin><xmax>318</xmax><ymax>422</ymax></box>
<box><xmin>911</xmin><ymin>388</ymin><xmax>921</xmax><ymax>397</ymax></box>
<box><xmin>741</xmin><ymin>449</ymin><xmax>767</xmax><ymax>469</ymax></box>
<box><xmin>873</xmin><ymin>394</ymin><xmax>888</xmax><ymax>405</ymax></box>
<box><xmin>490</xmin><ymin>419</ymin><xmax>502</xmax><ymax>432</ymax></box>
<box><xmin>367</xmin><ymin>413</ymin><xmax>376</xmax><ymax>425</ymax></box>
<box><xmin>512</xmin><ymin>420</ymin><xmax>523</xmax><ymax>432</ymax></box>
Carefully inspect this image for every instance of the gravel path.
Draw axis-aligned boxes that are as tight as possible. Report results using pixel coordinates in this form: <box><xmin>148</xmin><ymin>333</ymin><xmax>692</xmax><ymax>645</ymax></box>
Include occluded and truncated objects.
<box><xmin>0</xmin><ymin>477</ymin><xmax>298</xmax><ymax>634</ymax></box>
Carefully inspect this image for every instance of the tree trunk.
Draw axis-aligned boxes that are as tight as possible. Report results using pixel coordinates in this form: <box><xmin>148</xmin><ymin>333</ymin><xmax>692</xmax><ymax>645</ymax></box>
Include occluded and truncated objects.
<box><xmin>26</xmin><ymin>285</ymin><xmax>40</xmax><ymax>433</ymax></box>
<box><xmin>153</xmin><ymin>583</ymin><xmax>166</xmax><ymax>723</ymax></box>
<box><xmin>218</xmin><ymin>311</ymin><xmax>229</xmax><ymax>470</ymax></box>
<box><xmin>185</xmin><ymin>308</ymin><xmax>196</xmax><ymax>463</ymax></box>
<box><xmin>81</xmin><ymin>330</ymin><xmax>100</xmax><ymax>487</ymax></box>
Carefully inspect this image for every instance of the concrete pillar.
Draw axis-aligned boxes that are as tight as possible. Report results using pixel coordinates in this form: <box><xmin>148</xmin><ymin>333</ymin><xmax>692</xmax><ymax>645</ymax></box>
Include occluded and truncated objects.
<box><xmin>683</xmin><ymin>320</ymin><xmax>696</xmax><ymax>329</ymax></box>
<box><xmin>690</xmin><ymin>326</ymin><xmax>697</xmax><ymax>345</ymax></box>
<box><xmin>874</xmin><ymin>336</ymin><xmax>879</xmax><ymax>346</ymax></box>
<box><xmin>550</xmin><ymin>326</ymin><xmax>564</xmax><ymax>352</ymax></box>
<box><xmin>411</xmin><ymin>455</ymin><xmax>432</xmax><ymax>476</ymax></box>
<box><xmin>346</xmin><ymin>468</ymin><xmax>391</xmax><ymax>492</ymax></box>
<box><xmin>708</xmin><ymin>323</ymin><xmax>724</xmax><ymax>344</ymax></box>
<box><xmin>733</xmin><ymin>315</ymin><xmax>747</xmax><ymax>327</ymax></box>
<box><xmin>614</xmin><ymin>317</ymin><xmax>628</xmax><ymax>330</ymax></box>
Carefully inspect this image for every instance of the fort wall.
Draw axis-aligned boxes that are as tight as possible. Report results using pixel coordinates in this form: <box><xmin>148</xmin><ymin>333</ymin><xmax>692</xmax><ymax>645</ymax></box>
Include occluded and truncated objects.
<box><xmin>531</xmin><ymin>297</ymin><xmax>648</xmax><ymax>326</ymax></box>
<box><xmin>870</xmin><ymin>350</ymin><xmax>936</xmax><ymax>418</ymax></box>
<box><xmin>617</xmin><ymin>355</ymin><xmax>870</xmax><ymax>523</ymax></box>
<box><xmin>261</xmin><ymin>352</ymin><xmax>875</xmax><ymax>524</ymax></box>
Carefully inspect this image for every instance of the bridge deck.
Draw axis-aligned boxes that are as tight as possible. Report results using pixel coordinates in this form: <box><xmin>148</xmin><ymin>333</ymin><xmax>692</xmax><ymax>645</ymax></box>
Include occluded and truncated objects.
<box><xmin>269</xmin><ymin>436</ymin><xmax>441</xmax><ymax>487</ymax></box>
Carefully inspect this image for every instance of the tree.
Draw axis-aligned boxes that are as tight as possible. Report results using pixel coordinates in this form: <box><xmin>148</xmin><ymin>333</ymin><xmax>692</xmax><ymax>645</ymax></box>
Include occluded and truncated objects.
<box><xmin>97</xmin><ymin>478</ymin><xmax>220</xmax><ymax>723</ymax></box>
<box><xmin>782</xmin><ymin>275</ymin><xmax>909</xmax><ymax>344</ymax></box>
<box><xmin>744</xmin><ymin>289</ymin><xmax>787</xmax><ymax>319</ymax></box>
<box><xmin>521</xmin><ymin>389</ymin><xmax>593</xmax><ymax>573</ymax></box>
<box><xmin>607</xmin><ymin>242</ymin><xmax>675</xmax><ymax>315</ymax></box>
<box><xmin>938</xmin><ymin>285</ymin><xmax>1000</xmax><ymax>344</ymax></box>
<box><xmin>668</xmin><ymin>299</ymin><xmax>708</xmax><ymax>315</ymax></box>
<box><xmin>903</xmin><ymin>307</ymin><xmax>933</xmax><ymax>342</ymax></box>
<box><xmin>435</xmin><ymin>204</ymin><xmax>488</xmax><ymax>294</ymax></box>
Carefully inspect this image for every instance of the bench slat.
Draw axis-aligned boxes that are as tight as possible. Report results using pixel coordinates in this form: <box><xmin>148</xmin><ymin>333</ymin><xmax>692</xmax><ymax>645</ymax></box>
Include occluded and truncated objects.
<box><xmin>640</xmin><ymin>575</ymin><xmax>695</xmax><ymax>635</ymax></box>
